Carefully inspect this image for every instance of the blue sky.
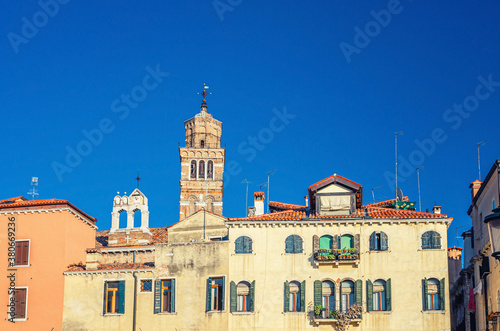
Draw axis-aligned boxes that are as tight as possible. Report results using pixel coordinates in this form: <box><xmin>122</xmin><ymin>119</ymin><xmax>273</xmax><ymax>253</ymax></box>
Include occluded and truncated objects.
<box><xmin>1</xmin><ymin>1</ymin><xmax>499</xmax><ymax>247</ymax></box>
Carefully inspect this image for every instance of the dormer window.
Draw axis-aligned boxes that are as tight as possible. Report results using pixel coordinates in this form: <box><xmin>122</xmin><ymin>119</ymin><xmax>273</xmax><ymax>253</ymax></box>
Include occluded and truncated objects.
<box><xmin>308</xmin><ymin>174</ymin><xmax>362</xmax><ymax>216</ymax></box>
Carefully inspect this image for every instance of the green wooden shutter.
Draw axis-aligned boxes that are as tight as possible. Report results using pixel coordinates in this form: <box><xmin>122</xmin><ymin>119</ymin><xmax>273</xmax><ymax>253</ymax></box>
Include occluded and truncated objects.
<box><xmin>171</xmin><ymin>279</ymin><xmax>176</xmax><ymax>313</ymax></box>
<box><xmin>355</xmin><ymin>280</ymin><xmax>362</xmax><ymax>306</ymax></box>
<box><xmin>366</xmin><ymin>280</ymin><xmax>373</xmax><ymax>312</ymax></box>
<box><xmin>339</xmin><ymin>283</ymin><xmax>343</xmax><ymax>311</ymax></box>
<box><xmin>284</xmin><ymin>281</ymin><xmax>290</xmax><ymax>312</ymax></box>
<box><xmin>250</xmin><ymin>280</ymin><xmax>255</xmax><ymax>312</ymax></box>
<box><xmin>300</xmin><ymin>280</ymin><xmax>306</xmax><ymax>312</ymax></box>
<box><xmin>294</xmin><ymin>236</ymin><xmax>303</xmax><ymax>253</ymax></box>
<box><xmin>206</xmin><ymin>277</ymin><xmax>212</xmax><ymax>312</ymax></box>
<box><xmin>230</xmin><ymin>281</ymin><xmax>237</xmax><ymax>313</ymax></box>
<box><xmin>369</xmin><ymin>232</ymin><xmax>376</xmax><ymax>250</ymax></box>
<box><xmin>435</xmin><ymin>233</ymin><xmax>442</xmax><ymax>249</ymax></box>
<box><xmin>422</xmin><ymin>279</ymin><xmax>428</xmax><ymax>311</ymax></box>
<box><xmin>222</xmin><ymin>276</ymin><xmax>226</xmax><ymax>310</ymax></box>
<box><xmin>285</xmin><ymin>236</ymin><xmax>293</xmax><ymax>253</ymax></box>
<box><xmin>422</xmin><ymin>232</ymin><xmax>429</xmax><ymax>249</ymax></box>
<box><xmin>354</xmin><ymin>234</ymin><xmax>360</xmax><ymax>250</ymax></box>
<box><xmin>235</xmin><ymin>237</ymin><xmax>243</xmax><ymax>253</ymax></box>
<box><xmin>385</xmin><ymin>279</ymin><xmax>391</xmax><ymax>311</ymax></box>
<box><xmin>313</xmin><ymin>235</ymin><xmax>319</xmax><ymax>251</ymax></box>
<box><xmin>154</xmin><ymin>280</ymin><xmax>161</xmax><ymax>313</ymax></box>
<box><xmin>381</xmin><ymin>232</ymin><xmax>388</xmax><ymax>251</ymax></box>
<box><xmin>103</xmin><ymin>282</ymin><xmax>107</xmax><ymax>315</ymax></box>
<box><xmin>118</xmin><ymin>280</ymin><xmax>125</xmax><ymax>314</ymax></box>
<box><xmin>314</xmin><ymin>280</ymin><xmax>322</xmax><ymax>307</ymax></box>
<box><xmin>439</xmin><ymin>278</ymin><xmax>445</xmax><ymax>310</ymax></box>
<box><xmin>333</xmin><ymin>235</ymin><xmax>339</xmax><ymax>249</ymax></box>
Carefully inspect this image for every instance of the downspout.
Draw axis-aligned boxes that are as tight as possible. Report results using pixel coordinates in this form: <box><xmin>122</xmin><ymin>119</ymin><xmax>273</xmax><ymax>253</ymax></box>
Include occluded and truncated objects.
<box><xmin>132</xmin><ymin>271</ymin><xmax>138</xmax><ymax>331</ymax></box>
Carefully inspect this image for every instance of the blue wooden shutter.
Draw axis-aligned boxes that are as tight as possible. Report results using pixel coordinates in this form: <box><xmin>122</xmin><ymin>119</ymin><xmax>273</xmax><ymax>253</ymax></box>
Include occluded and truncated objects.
<box><xmin>439</xmin><ymin>278</ymin><xmax>445</xmax><ymax>310</ymax></box>
<box><xmin>386</xmin><ymin>278</ymin><xmax>392</xmax><ymax>311</ymax></box>
<box><xmin>284</xmin><ymin>281</ymin><xmax>290</xmax><ymax>312</ymax></box>
<box><xmin>154</xmin><ymin>280</ymin><xmax>161</xmax><ymax>313</ymax></box>
<box><xmin>300</xmin><ymin>280</ymin><xmax>306</xmax><ymax>312</ymax></box>
<box><xmin>285</xmin><ymin>236</ymin><xmax>294</xmax><ymax>253</ymax></box>
<box><xmin>206</xmin><ymin>277</ymin><xmax>212</xmax><ymax>312</ymax></box>
<box><xmin>381</xmin><ymin>232</ymin><xmax>389</xmax><ymax>251</ymax></box>
<box><xmin>295</xmin><ymin>236</ymin><xmax>303</xmax><ymax>253</ymax></box>
<box><xmin>422</xmin><ymin>232</ymin><xmax>429</xmax><ymax>249</ymax></box>
<box><xmin>246</xmin><ymin>237</ymin><xmax>252</xmax><ymax>253</ymax></box>
<box><xmin>235</xmin><ymin>237</ymin><xmax>243</xmax><ymax>253</ymax></box>
<box><xmin>103</xmin><ymin>282</ymin><xmax>107</xmax><ymax>315</ymax></box>
<box><xmin>434</xmin><ymin>233</ymin><xmax>442</xmax><ymax>249</ymax></box>
<box><xmin>230</xmin><ymin>281</ymin><xmax>236</xmax><ymax>313</ymax></box>
<box><xmin>249</xmin><ymin>281</ymin><xmax>255</xmax><ymax>312</ymax></box>
<box><xmin>369</xmin><ymin>232</ymin><xmax>376</xmax><ymax>250</ymax></box>
<box><xmin>366</xmin><ymin>280</ymin><xmax>373</xmax><ymax>312</ymax></box>
<box><xmin>314</xmin><ymin>280</ymin><xmax>322</xmax><ymax>307</ymax></box>
<box><xmin>171</xmin><ymin>279</ymin><xmax>176</xmax><ymax>313</ymax></box>
<box><xmin>222</xmin><ymin>276</ymin><xmax>226</xmax><ymax>310</ymax></box>
<box><xmin>118</xmin><ymin>280</ymin><xmax>125</xmax><ymax>314</ymax></box>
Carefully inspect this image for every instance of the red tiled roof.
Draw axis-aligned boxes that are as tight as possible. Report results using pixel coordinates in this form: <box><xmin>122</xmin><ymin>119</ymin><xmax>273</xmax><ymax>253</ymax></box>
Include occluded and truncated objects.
<box><xmin>0</xmin><ymin>196</ymin><xmax>97</xmax><ymax>223</ymax></box>
<box><xmin>254</xmin><ymin>191</ymin><xmax>265</xmax><ymax>198</ymax></box>
<box><xmin>364</xmin><ymin>197</ymin><xmax>409</xmax><ymax>208</ymax></box>
<box><xmin>364</xmin><ymin>206</ymin><xmax>448</xmax><ymax>219</ymax></box>
<box><xmin>66</xmin><ymin>262</ymin><xmax>155</xmax><ymax>272</ymax></box>
<box><xmin>308</xmin><ymin>174</ymin><xmax>362</xmax><ymax>192</ymax></box>
<box><xmin>269</xmin><ymin>201</ymin><xmax>306</xmax><ymax>211</ymax></box>
<box><xmin>95</xmin><ymin>226</ymin><xmax>168</xmax><ymax>248</ymax></box>
<box><xmin>229</xmin><ymin>209</ymin><xmax>306</xmax><ymax>221</ymax></box>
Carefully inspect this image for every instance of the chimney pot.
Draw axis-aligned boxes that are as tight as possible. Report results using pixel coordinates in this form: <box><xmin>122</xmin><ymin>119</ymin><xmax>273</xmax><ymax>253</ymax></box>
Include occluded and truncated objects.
<box><xmin>433</xmin><ymin>206</ymin><xmax>441</xmax><ymax>214</ymax></box>
<box><xmin>254</xmin><ymin>192</ymin><xmax>265</xmax><ymax>216</ymax></box>
<box><xmin>470</xmin><ymin>180</ymin><xmax>482</xmax><ymax>201</ymax></box>
<box><xmin>304</xmin><ymin>196</ymin><xmax>309</xmax><ymax>207</ymax></box>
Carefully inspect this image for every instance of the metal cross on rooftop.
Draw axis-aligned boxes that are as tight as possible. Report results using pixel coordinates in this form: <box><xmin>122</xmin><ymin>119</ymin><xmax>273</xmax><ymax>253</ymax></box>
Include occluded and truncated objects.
<box><xmin>136</xmin><ymin>170</ymin><xmax>141</xmax><ymax>188</ymax></box>
<box><xmin>197</xmin><ymin>84</ymin><xmax>211</xmax><ymax>102</ymax></box>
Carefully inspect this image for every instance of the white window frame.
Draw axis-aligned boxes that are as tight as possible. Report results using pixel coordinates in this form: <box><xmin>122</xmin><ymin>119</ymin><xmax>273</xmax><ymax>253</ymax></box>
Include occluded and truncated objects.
<box><xmin>8</xmin><ymin>286</ymin><xmax>28</xmax><ymax>322</ymax></box>
<box><xmin>14</xmin><ymin>239</ymin><xmax>31</xmax><ymax>268</ymax></box>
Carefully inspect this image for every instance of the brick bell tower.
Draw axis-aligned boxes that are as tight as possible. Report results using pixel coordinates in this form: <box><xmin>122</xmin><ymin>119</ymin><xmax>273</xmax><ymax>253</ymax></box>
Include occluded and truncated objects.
<box><xmin>178</xmin><ymin>85</ymin><xmax>225</xmax><ymax>221</ymax></box>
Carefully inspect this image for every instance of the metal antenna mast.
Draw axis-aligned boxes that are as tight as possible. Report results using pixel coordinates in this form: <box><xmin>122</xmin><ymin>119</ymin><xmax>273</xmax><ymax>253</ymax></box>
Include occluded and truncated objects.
<box><xmin>394</xmin><ymin>131</ymin><xmax>404</xmax><ymax>200</ymax></box>
<box><xmin>267</xmin><ymin>169</ymin><xmax>277</xmax><ymax>213</ymax></box>
<box><xmin>416</xmin><ymin>165</ymin><xmax>424</xmax><ymax>212</ymax></box>
<box><xmin>371</xmin><ymin>185</ymin><xmax>384</xmax><ymax>203</ymax></box>
<box><xmin>477</xmin><ymin>140</ymin><xmax>486</xmax><ymax>180</ymax></box>
<box><xmin>27</xmin><ymin>177</ymin><xmax>39</xmax><ymax>200</ymax></box>
<box><xmin>242</xmin><ymin>179</ymin><xmax>251</xmax><ymax>215</ymax></box>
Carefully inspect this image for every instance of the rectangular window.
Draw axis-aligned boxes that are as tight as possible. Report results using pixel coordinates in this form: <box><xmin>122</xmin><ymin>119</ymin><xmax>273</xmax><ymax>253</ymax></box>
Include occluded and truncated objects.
<box><xmin>211</xmin><ymin>277</ymin><xmax>224</xmax><ymax>311</ymax></box>
<box><xmin>104</xmin><ymin>281</ymin><xmax>124</xmax><ymax>314</ymax></box>
<box><xmin>14</xmin><ymin>240</ymin><xmax>29</xmax><ymax>266</ymax></box>
<box><xmin>161</xmin><ymin>280</ymin><xmax>172</xmax><ymax>313</ymax></box>
<box><xmin>12</xmin><ymin>288</ymin><xmax>27</xmax><ymax>320</ymax></box>
<box><xmin>140</xmin><ymin>280</ymin><xmax>152</xmax><ymax>292</ymax></box>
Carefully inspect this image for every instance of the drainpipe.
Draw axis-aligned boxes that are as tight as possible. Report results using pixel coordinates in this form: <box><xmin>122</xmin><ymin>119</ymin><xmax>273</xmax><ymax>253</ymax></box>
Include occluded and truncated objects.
<box><xmin>132</xmin><ymin>271</ymin><xmax>138</xmax><ymax>331</ymax></box>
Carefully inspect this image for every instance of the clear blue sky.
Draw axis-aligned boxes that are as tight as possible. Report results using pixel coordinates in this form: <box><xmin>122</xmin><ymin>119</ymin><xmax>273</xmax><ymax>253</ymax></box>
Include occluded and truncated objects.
<box><xmin>1</xmin><ymin>1</ymin><xmax>499</xmax><ymax>247</ymax></box>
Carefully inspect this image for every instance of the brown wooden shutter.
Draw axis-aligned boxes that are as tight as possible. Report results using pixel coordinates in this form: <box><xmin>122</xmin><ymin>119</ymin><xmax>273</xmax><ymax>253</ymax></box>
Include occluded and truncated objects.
<box><xmin>21</xmin><ymin>241</ymin><xmax>29</xmax><ymax>265</ymax></box>
<box><xmin>14</xmin><ymin>288</ymin><xmax>27</xmax><ymax>319</ymax></box>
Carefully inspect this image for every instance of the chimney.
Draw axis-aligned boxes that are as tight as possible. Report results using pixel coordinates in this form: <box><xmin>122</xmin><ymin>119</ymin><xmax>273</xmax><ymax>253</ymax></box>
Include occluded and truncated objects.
<box><xmin>254</xmin><ymin>192</ymin><xmax>265</xmax><ymax>216</ymax></box>
<box><xmin>433</xmin><ymin>206</ymin><xmax>441</xmax><ymax>214</ymax></box>
<box><xmin>448</xmin><ymin>247</ymin><xmax>463</xmax><ymax>286</ymax></box>
<box><xmin>85</xmin><ymin>249</ymin><xmax>101</xmax><ymax>271</ymax></box>
<box><xmin>247</xmin><ymin>207</ymin><xmax>256</xmax><ymax>217</ymax></box>
<box><xmin>470</xmin><ymin>180</ymin><xmax>482</xmax><ymax>201</ymax></box>
<box><xmin>304</xmin><ymin>195</ymin><xmax>309</xmax><ymax>207</ymax></box>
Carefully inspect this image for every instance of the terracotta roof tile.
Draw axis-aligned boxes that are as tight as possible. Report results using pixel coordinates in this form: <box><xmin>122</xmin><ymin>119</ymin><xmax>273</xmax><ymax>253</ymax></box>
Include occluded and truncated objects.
<box><xmin>269</xmin><ymin>201</ymin><xmax>306</xmax><ymax>211</ymax></box>
<box><xmin>95</xmin><ymin>226</ymin><xmax>168</xmax><ymax>248</ymax></box>
<box><xmin>65</xmin><ymin>262</ymin><xmax>155</xmax><ymax>272</ymax></box>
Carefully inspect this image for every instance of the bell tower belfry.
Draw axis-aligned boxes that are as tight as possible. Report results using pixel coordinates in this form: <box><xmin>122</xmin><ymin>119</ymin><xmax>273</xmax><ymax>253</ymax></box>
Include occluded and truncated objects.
<box><xmin>178</xmin><ymin>85</ymin><xmax>225</xmax><ymax>221</ymax></box>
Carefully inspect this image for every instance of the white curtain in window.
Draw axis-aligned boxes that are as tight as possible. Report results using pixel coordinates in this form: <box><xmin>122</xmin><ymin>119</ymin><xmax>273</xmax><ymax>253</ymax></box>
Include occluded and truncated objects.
<box><xmin>320</xmin><ymin>196</ymin><xmax>350</xmax><ymax>211</ymax></box>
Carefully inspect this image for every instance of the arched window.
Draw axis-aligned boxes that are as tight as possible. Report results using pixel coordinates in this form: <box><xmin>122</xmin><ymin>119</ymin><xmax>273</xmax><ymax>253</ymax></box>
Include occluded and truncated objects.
<box><xmin>285</xmin><ymin>235</ymin><xmax>303</xmax><ymax>253</ymax></box>
<box><xmin>340</xmin><ymin>234</ymin><xmax>354</xmax><ymax>250</ymax></box>
<box><xmin>319</xmin><ymin>235</ymin><xmax>333</xmax><ymax>250</ymax></box>
<box><xmin>199</xmin><ymin>161</ymin><xmax>205</xmax><ymax>179</ymax></box>
<box><xmin>118</xmin><ymin>210</ymin><xmax>127</xmax><ymax>229</ymax></box>
<box><xmin>188</xmin><ymin>196</ymin><xmax>197</xmax><ymax>216</ymax></box>
<box><xmin>190</xmin><ymin>160</ymin><xmax>197</xmax><ymax>179</ymax></box>
<box><xmin>426</xmin><ymin>278</ymin><xmax>441</xmax><ymax>310</ymax></box>
<box><xmin>188</xmin><ymin>128</ymin><xmax>193</xmax><ymax>147</ymax></box>
<box><xmin>289</xmin><ymin>281</ymin><xmax>302</xmax><ymax>312</ymax></box>
<box><xmin>237</xmin><ymin>281</ymin><xmax>251</xmax><ymax>312</ymax></box>
<box><xmin>422</xmin><ymin>231</ymin><xmax>441</xmax><ymax>249</ymax></box>
<box><xmin>322</xmin><ymin>281</ymin><xmax>335</xmax><ymax>318</ymax></box>
<box><xmin>134</xmin><ymin>210</ymin><xmax>142</xmax><ymax>228</ymax></box>
<box><xmin>341</xmin><ymin>280</ymin><xmax>355</xmax><ymax>312</ymax></box>
<box><xmin>372</xmin><ymin>280</ymin><xmax>386</xmax><ymax>311</ymax></box>
<box><xmin>235</xmin><ymin>236</ymin><xmax>252</xmax><ymax>254</ymax></box>
<box><xmin>207</xmin><ymin>161</ymin><xmax>214</xmax><ymax>179</ymax></box>
<box><xmin>201</xmin><ymin>140</ymin><xmax>205</xmax><ymax>148</ymax></box>
<box><xmin>369</xmin><ymin>232</ymin><xmax>388</xmax><ymax>251</ymax></box>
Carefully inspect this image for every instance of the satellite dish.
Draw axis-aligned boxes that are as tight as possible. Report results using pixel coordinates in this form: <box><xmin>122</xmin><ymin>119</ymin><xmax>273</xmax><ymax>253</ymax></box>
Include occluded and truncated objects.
<box><xmin>396</xmin><ymin>188</ymin><xmax>403</xmax><ymax>201</ymax></box>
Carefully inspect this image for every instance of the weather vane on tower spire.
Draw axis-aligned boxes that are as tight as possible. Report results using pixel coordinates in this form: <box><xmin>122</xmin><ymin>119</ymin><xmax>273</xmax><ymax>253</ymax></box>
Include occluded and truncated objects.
<box><xmin>197</xmin><ymin>84</ymin><xmax>211</xmax><ymax>109</ymax></box>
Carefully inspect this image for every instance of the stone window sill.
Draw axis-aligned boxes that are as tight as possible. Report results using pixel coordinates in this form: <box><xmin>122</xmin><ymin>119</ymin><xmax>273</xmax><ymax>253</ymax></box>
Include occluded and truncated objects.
<box><xmin>232</xmin><ymin>311</ymin><xmax>255</xmax><ymax>315</ymax></box>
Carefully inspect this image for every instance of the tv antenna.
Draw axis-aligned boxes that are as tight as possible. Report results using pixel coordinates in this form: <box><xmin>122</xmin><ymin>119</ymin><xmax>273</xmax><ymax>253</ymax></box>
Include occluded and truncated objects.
<box><xmin>371</xmin><ymin>185</ymin><xmax>384</xmax><ymax>203</ymax></box>
<box><xmin>242</xmin><ymin>179</ymin><xmax>252</xmax><ymax>215</ymax></box>
<box><xmin>416</xmin><ymin>165</ymin><xmax>424</xmax><ymax>211</ymax></box>
<box><xmin>477</xmin><ymin>140</ymin><xmax>486</xmax><ymax>181</ymax></box>
<box><xmin>259</xmin><ymin>182</ymin><xmax>267</xmax><ymax>192</ymax></box>
<box><xmin>394</xmin><ymin>131</ymin><xmax>404</xmax><ymax>199</ymax></box>
<box><xmin>27</xmin><ymin>177</ymin><xmax>39</xmax><ymax>200</ymax></box>
<box><xmin>266</xmin><ymin>169</ymin><xmax>277</xmax><ymax>213</ymax></box>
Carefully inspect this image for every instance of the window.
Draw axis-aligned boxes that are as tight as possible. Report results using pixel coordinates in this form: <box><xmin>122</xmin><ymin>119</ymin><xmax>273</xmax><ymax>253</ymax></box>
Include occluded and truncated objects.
<box><xmin>493</xmin><ymin>199</ymin><xmax>496</xmax><ymax>211</ymax></box>
<box><xmin>190</xmin><ymin>160</ymin><xmax>197</xmax><ymax>179</ymax></box>
<box><xmin>340</xmin><ymin>280</ymin><xmax>355</xmax><ymax>312</ymax></box>
<box><xmin>340</xmin><ymin>235</ymin><xmax>354</xmax><ymax>250</ymax></box>
<box><xmin>154</xmin><ymin>279</ymin><xmax>176</xmax><ymax>313</ymax></box>
<box><xmin>207</xmin><ymin>160</ymin><xmax>214</xmax><ymax>179</ymax></box>
<box><xmin>235</xmin><ymin>236</ymin><xmax>253</xmax><ymax>254</ymax></box>
<box><xmin>140</xmin><ymin>280</ymin><xmax>152</xmax><ymax>292</ymax></box>
<box><xmin>10</xmin><ymin>288</ymin><xmax>27</xmax><ymax>321</ymax></box>
<box><xmin>369</xmin><ymin>232</ymin><xmax>388</xmax><ymax>251</ymax></box>
<box><xmin>422</xmin><ymin>231</ymin><xmax>441</xmax><ymax>249</ymax></box>
<box><xmin>14</xmin><ymin>240</ymin><xmax>29</xmax><ymax>266</ymax></box>
<box><xmin>285</xmin><ymin>235</ymin><xmax>303</xmax><ymax>253</ymax></box>
<box><xmin>201</xmin><ymin>140</ymin><xmax>205</xmax><ymax>148</ymax></box>
<box><xmin>423</xmin><ymin>278</ymin><xmax>444</xmax><ymax>311</ymax></box>
<box><xmin>207</xmin><ymin>277</ymin><xmax>225</xmax><ymax>311</ymax></box>
<box><xmin>199</xmin><ymin>160</ymin><xmax>205</xmax><ymax>179</ymax></box>
<box><xmin>319</xmin><ymin>235</ymin><xmax>333</xmax><ymax>250</ymax></box>
<box><xmin>367</xmin><ymin>279</ymin><xmax>391</xmax><ymax>312</ymax></box>
<box><xmin>286</xmin><ymin>281</ymin><xmax>303</xmax><ymax>312</ymax></box>
<box><xmin>230</xmin><ymin>280</ymin><xmax>255</xmax><ymax>313</ymax></box>
<box><xmin>103</xmin><ymin>281</ymin><xmax>125</xmax><ymax>314</ymax></box>
<box><xmin>321</xmin><ymin>281</ymin><xmax>335</xmax><ymax>318</ymax></box>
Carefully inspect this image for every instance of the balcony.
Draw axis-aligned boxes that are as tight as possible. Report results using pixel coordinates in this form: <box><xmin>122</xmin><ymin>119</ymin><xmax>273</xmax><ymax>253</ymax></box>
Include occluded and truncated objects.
<box><xmin>313</xmin><ymin>248</ymin><xmax>360</xmax><ymax>267</ymax></box>
<box><xmin>313</xmin><ymin>310</ymin><xmax>362</xmax><ymax>326</ymax></box>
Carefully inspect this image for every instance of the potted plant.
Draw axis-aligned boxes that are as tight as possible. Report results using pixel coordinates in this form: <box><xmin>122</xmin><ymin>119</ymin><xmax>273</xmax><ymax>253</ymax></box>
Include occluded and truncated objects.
<box><xmin>330</xmin><ymin>310</ymin><xmax>339</xmax><ymax>319</ymax></box>
<box><xmin>314</xmin><ymin>305</ymin><xmax>323</xmax><ymax>317</ymax></box>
